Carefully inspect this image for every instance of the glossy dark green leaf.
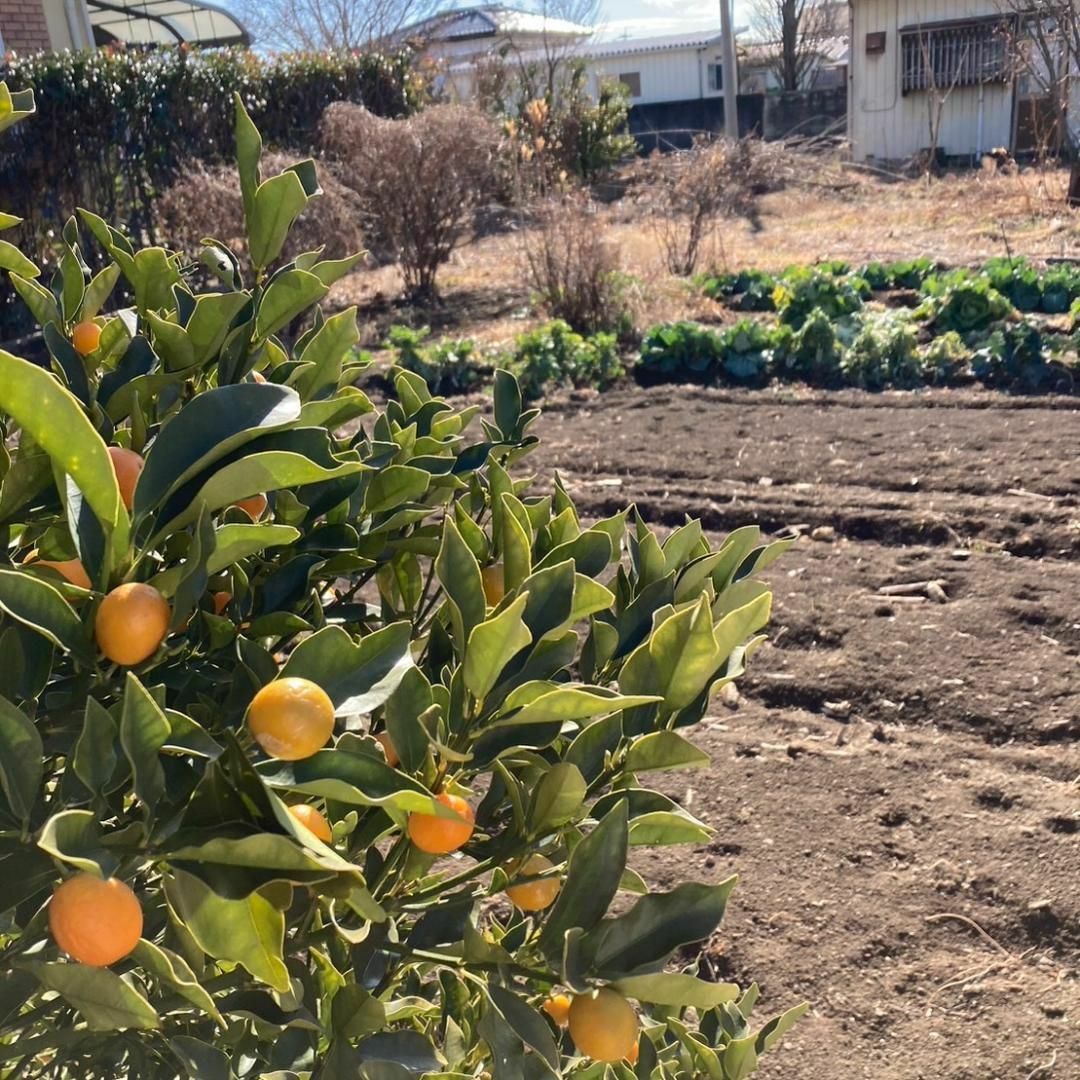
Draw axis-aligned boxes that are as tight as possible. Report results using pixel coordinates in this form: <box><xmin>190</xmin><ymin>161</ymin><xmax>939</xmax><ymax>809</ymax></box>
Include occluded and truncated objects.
<box><xmin>120</xmin><ymin>673</ymin><xmax>169</xmax><ymax>811</ymax></box>
<box><xmin>465</xmin><ymin>595</ymin><xmax>531</xmax><ymax>703</ymax></box>
<box><xmin>134</xmin><ymin>939</ymin><xmax>225</xmax><ymax>1025</ymax></box>
<box><xmin>486</xmin><ymin>985</ymin><xmax>560</xmax><ymax>1069</ymax></box>
<box><xmin>0</xmin><ymin>568</ymin><xmax>90</xmax><ymax>662</ymax></box>
<box><xmin>27</xmin><ymin>962</ymin><xmax>160</xmax><ymax>1031</ymax></box>
<box><xmin>383</xmin><ymin>666</ymin><xmax>433</xmax><ymax>774</ymax></box>
<box><xmin>0</xmin><ymin>694</ymin><xmax>42</xmax><ymax>823</ymax></box>
<box><xmin>585</xmin><ymin>877</ymin><xmax>738</xmax><ymax>979</ymax></box>
<box><xmin>171</xmin><ymin>1036</ymin><xmax>235</xmax><ymax>1080</ymax></box>
<box><xmin>435</xmin><ymin>518</ymin><xmax>486</xmax><ymax>654</ymax></box>
<box><xmin>527</xmin><ymin>762</ymin><xmax>586</xmax><ymax>835</ymax></box>
<box><xmin>538</xmin><ymin>801</ymin><xmax>628</xmax><ymax>960</ymax></box>
<box><xmin>356</xmin><ymin>1030</ymin><xmax>441</xmax><ymax>1074</ymax></box>
<box><xmin>37</xmin><ymin>809</ymin><xmax>115</xmax><ymax>875</ymax></box>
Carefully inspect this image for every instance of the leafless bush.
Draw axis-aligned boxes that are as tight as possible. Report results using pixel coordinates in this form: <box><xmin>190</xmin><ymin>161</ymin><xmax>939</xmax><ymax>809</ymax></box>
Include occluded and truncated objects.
<box><xmin>154</xmin><ymin>152</ymin><xmax>365</xmax><ymax>272</ymax></box>
<box><xmin>641</xmin><ymin>137</ymin><xmax>785</xmax><ymax>276</ymax></box>
<box><xmin>321</xmin><ymin>102</ymin><xmax>502</xmax><ymax>301</ymax></box>
<box><xmin>521</xmin><ymin>194</ymin><xmax>637</xmax><ymax>337</ymax></box>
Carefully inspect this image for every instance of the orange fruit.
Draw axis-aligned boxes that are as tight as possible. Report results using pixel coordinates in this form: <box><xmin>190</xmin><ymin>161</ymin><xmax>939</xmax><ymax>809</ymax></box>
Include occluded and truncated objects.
<box><xmin>212</xmin><ymin>590</ymin><xmax>232</xmax><ymax>615</ymax></box>
<box><xmin>247</xmin><ymin>677</ymin><xmax>335</xmax><ymax>761</ymax></box>
<box><xmin>48</xmin><ymin>874</ymin><xmax>142</xmax><ymax>967</ymax></box>
<box><xmin>407</xmin><ymin>792</ymin><xmax>474</xmax><ymax>855</ymax></box>
<box><xmin>95</xmin><ymin>582</ymin><xmax>170</xmax><ymax>666</ymax></box>
<box><xmin>542</xmin><ymin>993</ymin><xmax>572</xmax><ymax>1028</ymax></box>
<box><xmin>287</xmin><ymin>803</ymin><xmax>333</xmax><ymax>843</ymax></box>
<box><xmin>72</xmin><ymin>320</ymin><xmax>102</xmax><ymax>357</ymax></box>
<box><xmin>107</xmin><ymin>446</ymin><xmax>144</xmax><ymax>511</ymax></box>
<box><xmin>375</xmin><ymin>731</ymin><xmax>399</xmax><ymax>768</ymax></box>
<box><xmin>481</xmin><ymin>564</ymin><xmax>505</xmax><ymax>607</ymax></box>
<box><xmin>505</xmin><ymin>853</ymin><xmax>561</xmax><ymax>911</ymax></box>
<box><xmin>569</xmin><ymin>989</ymin><xmax>638</xmax><ymax>1063</ymax></box>
<box><xmin>234</xmin><ymin>494</ymin><xmax>268</xmax><ymax>520</ymax></box>
<box><xmin>25</xmin><ymin>551</ymin><xmax>92</xmax><ymax>590</ymax></box>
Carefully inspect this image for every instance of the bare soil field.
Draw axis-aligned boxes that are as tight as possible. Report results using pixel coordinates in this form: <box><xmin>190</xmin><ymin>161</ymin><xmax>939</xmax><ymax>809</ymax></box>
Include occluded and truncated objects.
<box><xmin>534</xmin><ymin>386</ymin><xmax>1080</xmax><ymax>1079</ymax></box>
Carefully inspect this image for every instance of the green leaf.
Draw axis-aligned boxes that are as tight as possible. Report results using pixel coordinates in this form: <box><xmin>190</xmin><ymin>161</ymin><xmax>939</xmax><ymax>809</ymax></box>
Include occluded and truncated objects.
<box><xmin>465</xmin><ymin>594</ymin><xmax>531</xmax><ymax>702</ymax></box>
<box><xmin>294</xmin><ymin>307</ymin><xmax>357</xmax><ymax>401</ymax></box>
<box><xmin>435</xmin><ymin>518</ymin><xmax>486</xmax><ymax>655</ymax></box>
<box><xmin>249</xmin><ymin>171</ymin><xmax>310</xmax><ymax>271</ymax></box>
<box><xmin>120</xmin><ymin>673</ymin><xmax>170</xmax><ymax>811</ymax></box>
<box><xmin>755</xmin><ymin>1001</ymin><xmax>810</xmax><ymax>1054</ymax></box>
<box><xmin>527</xmin><ymin>762</ymin><xmax>585</xmax><ymax>835</ymax></box>
<box><xmin>0</xmin><ymin>568</ymin><xmax>90</xmax><ymax>663</ymax></box>
<box><xmin>167</xmin><ymin>832</ymin><xmax>356</xmax><ymax>882</ymax></box>
<box><xmin>78</xmin><ymin>263</ymin><xmax>121</xmax><ymax>321</ymax></box>
<box><xmin>133</xmin><ymin>939</ymin><xmax>224</xmax><ymax>1026</ymax></box>
<box><xmin>364</xmin><ymin>465</ymin><xmax>431</xmax><ymax>515</ymax></box>
<box><xmin>384</xmin><ymin>667</ymin><xmax>433</xmax><ymax>774</ymax></box>
<box><xmin>11</xmin><ymin>273</ymin><xmax>61</xmax><ymax>326</ymax></box>
<box><xmin>486</xmin><ymin>985</ymin><xmax>560</xmax><ymax>1069</ymax></box>
<box><xmin>281</xmin><ymin>623</ymin><xmax>413</xmax><ymax>717</ymax></box>
<box><xmin>171</xmin><ymin>1036</ymin><xmax>235</xmax><ymax>1080</ymax></box>
<box><xmin>0</xmin><ymin>239</ymin><xmax>39</xmax><ymax>279</ymax></box>
<box><xmin>628</xmin><ymin>810</ymin><xmax>711</xmax><ymax>846</ymax></box>
<box><xmin>156</xmin><ymin>451</ymin><xmax>364</xmax><ymax>541</ymax></box>
<box><xmin>0</xmin><ymin>211</ymin><xmax>22</xmax><ymax>231</ymax></box>
<box><xmin>37</xmin><ymin>809</ymin><xmax>115</xmax><ymax>875</ymax></box>
<box><xmin>27</xmin><ymin>963</ymin><xmax>160</xmax><ymax>1031</ymax></box>
<box><xmin>538</xmin><ymin>801</ymin><xmax>628</xmax><ymax>960</ymax></box>
<box><xmin>0</xmin><ymin>694</ymin><xmax>42</xmax><ymax>823</ymax></box>
<box><xmin>625</xmin><ymin>731</ymin><xmax>708</xmax><ymax>773</ymax></box>
<box><xmin>356</xmin><ymin>1031</ymin><xmax>441</xmax><ymax>1073</ymax></box>
<box><xmin>585</xmin><ymin>877</ymin><xmax>738</xmax><ymax>979</ymax></box>
<box><xmin>134</xmin><ymin>383</ymin><xmax>301</xmax><ymax>519</ymax></box>
<box><xmin>0</xmin><ymin>350</ymin><xmax>128</xmax><ymax>564</ymax></box>
<box><xmin>235</xmin><ymin>93</ymin><xmax>262</xmax><ymax>223</ymax></box>
<box><xmin>489</xmin><ymin>685</ymin><xmax>658</xmax><ymax>730</ymax></box>
<box><xmin>165</xmin><ymin>870</ymin><xmax>289</xmax><ymax>992</ymax></box>
<box><xmin>258</xmin><ymin>750</ymin><xmax>442</xmax><ymax>820</ymax></box>
<box><xmin>256</xmin><ymin>270</ymin><xmax>329</xmax><ymax>339</ymax></box>
<box><xmin>612</xmin><ymin>973</ymin><xmax>739</xmax><ymax>1009</ymax></box>
<box><xmin>71</xmin><ymin>698</ymin><xmax>117</xmax><ymax>800</ymax></box>
<box><xmin>145</xmin><ymin>311</ymin><xmax>195</xmax><ymax>372</ymax></box>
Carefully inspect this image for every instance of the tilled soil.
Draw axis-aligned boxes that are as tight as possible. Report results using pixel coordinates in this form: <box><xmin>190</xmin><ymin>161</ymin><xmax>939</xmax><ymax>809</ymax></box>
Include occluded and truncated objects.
<box><xmin>534</xmin><ymin>385</ymin><xmax>1080</xmax><ymax>1079</ymax></box>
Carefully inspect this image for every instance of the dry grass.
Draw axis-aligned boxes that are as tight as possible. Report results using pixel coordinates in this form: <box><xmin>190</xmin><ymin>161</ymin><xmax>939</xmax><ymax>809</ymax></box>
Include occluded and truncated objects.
<box><xmin>331</xmin><ymin>162</ymin><xmax>1080</xmax><ymax>347</ymax></box>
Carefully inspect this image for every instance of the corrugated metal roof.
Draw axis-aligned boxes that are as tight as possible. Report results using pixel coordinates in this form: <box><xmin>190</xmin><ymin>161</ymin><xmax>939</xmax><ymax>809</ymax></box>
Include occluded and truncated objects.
<box><xmin>582</xmin><ymin>28</ymin><xmax>726</xmax><ymax>59</ymax></box>
<box><xmin>402</xmin><ymin>5</ymin><xmax>591</xmax><ymax>43</ymax></box>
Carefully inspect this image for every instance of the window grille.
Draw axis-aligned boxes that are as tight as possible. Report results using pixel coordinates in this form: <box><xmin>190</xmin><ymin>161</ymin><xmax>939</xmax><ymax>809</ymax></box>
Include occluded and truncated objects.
<box><xmin>900</xmin><ymin>20</ymin><xmax>1009</xmax><ymax>94</ymax></box>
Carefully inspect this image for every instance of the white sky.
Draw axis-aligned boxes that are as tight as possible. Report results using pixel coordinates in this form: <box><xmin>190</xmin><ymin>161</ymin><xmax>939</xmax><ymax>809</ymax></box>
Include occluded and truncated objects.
<box><xmin>595</xmin><ymin>1</ymin><xmax>752</xmax><ymax>40</ymax></box>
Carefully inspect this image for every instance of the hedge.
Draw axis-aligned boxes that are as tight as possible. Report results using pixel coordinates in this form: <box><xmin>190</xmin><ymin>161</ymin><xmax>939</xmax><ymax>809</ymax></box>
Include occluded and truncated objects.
<box><xmin>0</xmin><ymin>46</ymin><xmax>420</xmax><ymax>338</ymax></box>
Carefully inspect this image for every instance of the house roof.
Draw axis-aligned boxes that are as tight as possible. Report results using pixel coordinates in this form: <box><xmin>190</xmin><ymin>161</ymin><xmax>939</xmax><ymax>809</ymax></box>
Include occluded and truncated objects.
<box><xmin>85</xmin><ymin>0</ymin><xmax>249</xmax><ymax>47</ymax></box>
<box><xmin>400</xmin><ymin>5</ymin><xmax>591</xmax><ymax>44</ymax></box>
<box><xmin>583</xmin><ymin>28</ymin><xmax>728</xmax><ymax>59</ymax></box>
<box><xmin>742</xmin><ymin>34</ymin><xmax>849</xmax><ymax>67</ymax></box>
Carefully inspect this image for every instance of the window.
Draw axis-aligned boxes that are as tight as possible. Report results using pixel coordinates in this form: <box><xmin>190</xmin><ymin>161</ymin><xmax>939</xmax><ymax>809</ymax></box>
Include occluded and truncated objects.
<box><xmin>900</xmin><ymin>19</ymin><xmax>1009</xmax><ymax>95</ymax></box>
<box><xmin>707</xmin><ymin>62</ymin><xmax>723</xmax><ymax>91</ymax></box>
<box><xmin>618</xmin><ymin>71</ymin><xmax>642</xmax><ymax>98</ymax></box>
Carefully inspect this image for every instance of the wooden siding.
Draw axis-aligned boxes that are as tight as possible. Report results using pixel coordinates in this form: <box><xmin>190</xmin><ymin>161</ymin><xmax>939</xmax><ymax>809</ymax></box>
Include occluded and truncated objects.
<box><xmin>850</xmin><ymin>0</ymin><xmax>1016</xmax><ymax>162</ymax></box>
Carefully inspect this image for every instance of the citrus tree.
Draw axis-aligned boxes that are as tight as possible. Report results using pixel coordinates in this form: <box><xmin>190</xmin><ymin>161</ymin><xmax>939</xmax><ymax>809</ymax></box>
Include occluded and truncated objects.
<box><xmin>0</xmin><ymin>88</ymin><xmax>806</xmax><ymax>1079</ymax></box>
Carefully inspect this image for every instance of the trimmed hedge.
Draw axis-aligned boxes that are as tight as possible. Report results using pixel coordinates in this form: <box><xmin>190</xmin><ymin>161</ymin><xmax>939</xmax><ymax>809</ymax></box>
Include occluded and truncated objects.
<box><xmin>0</xmin><ymin>46</ymin><xmax>419</xmax><ymax>337</ymax></box>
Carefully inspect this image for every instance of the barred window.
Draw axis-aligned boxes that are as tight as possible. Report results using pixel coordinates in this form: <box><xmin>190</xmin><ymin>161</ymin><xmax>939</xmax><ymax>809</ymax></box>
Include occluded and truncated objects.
<box><xmin>900</xmin><ymin>20</ymin><xmax>1009</xmax><ymax>94</ymax></box>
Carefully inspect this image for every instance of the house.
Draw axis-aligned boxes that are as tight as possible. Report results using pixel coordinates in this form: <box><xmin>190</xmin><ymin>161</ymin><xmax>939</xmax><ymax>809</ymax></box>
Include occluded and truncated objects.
<box><xmin>849</xmin><ymin>0</ymin><xmax>1068</xmax><ymax>163</ymax></box>
<box><xmin>740</xmin><ymin>35</ymin><xmax>849</xmax><ymax>94</ymax></box>
<box><xmin>403</xmin><ymin>4</ymin><xmax>592</xmax><ymax>66</ymax></box>
<box><xmin>0</xmin><ymin>0</ymin><xmax>248</xmax><ymax>53</ymax></box>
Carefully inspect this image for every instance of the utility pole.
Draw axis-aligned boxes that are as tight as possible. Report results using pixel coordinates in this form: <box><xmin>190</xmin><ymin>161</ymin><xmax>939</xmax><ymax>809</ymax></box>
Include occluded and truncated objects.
<box><xmin>719</xmin><ymin>0</ymin><xmax>740</xmax><ymax>139</ymax></box>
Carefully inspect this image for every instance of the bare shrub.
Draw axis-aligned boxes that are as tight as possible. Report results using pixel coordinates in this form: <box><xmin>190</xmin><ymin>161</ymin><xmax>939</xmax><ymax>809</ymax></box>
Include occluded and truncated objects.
<box><xmin>522</xmin><ymin>194</ymin><xmax>636</xmax><ymax>338</ymax></box>
<box><xmin>642</xmin><ymin>138</ymin><xmax>784</xmax><ymax>276</ymax></box>
<box><xmin>321</xmin><ymin>102</ymin><xmax>502</xmax><ymax>301</ymax></box>
<box><xmin>154</xmin><ymin>152</ymin><xmax>365</xmax><ymax>272</ymax></box>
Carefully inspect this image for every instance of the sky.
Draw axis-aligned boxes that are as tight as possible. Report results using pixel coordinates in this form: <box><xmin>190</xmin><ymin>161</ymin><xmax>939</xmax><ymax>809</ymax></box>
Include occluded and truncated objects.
<box><xmin>596</xmin><ymin>1</ymin><xmax>752</xmax><ymax>41</ymax></box>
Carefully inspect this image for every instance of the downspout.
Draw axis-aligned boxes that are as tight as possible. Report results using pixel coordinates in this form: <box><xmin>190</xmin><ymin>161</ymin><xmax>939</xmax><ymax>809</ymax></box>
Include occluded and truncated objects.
<box><xmin>65</xmin><ymin>0</ymin><xmax>95</xmax><ymax>50</ymax></box>
<box><xmin>847</xmin><ymin>0</ymin><xmax>855</xmax><ymax>156</ymax></box>
<box><xmin>976</xmin><ymin>82</ymin><xmax>985</xmax><ymax>164</ymax></box>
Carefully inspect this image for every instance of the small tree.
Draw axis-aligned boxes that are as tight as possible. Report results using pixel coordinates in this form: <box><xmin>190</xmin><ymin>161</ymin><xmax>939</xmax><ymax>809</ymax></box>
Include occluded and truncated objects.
<box><xmin>748</xmin><ymin>0</ymin><xmax>832</xmax><ymax>91</ymax></box>
<box><xmin>0</xmin><ymin>84</ymin><xmax>807</xmax><ymax>1078</ymax></box>
<box><xmin>232</xmin><ymin>0</ymin><xmax>440</xmax><ymax>49</ymax></box>
<box><xmin>320</xmin><ymin>101</ymin><xmax>501</xmax><ymax>300</ymax></box>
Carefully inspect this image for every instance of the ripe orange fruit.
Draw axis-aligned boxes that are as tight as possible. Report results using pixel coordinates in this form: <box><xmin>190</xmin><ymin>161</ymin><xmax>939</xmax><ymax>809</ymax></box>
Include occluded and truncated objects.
<box><xmin>569</xmin><ymin>989</ymin><xmax>638</xmax><ymax>1063</ymax></box>
<box><xmin>48</xmin><ymin>874</ymin><xmax>142</xmax><ymax>967</ymax></box>
<box><xmin>107</xmin><ymin>446</ymin><xmax>144</xmax><ymax>511</ymax></box>
<box><xmin>234</xmin><ymin>494</ymin><xmax>268</xmax><ymax>520</ymax></box>
<box><xmin>72</xmin><ymin>320</ymin><xmax>102</xmax><ymax>357</ymax></box>
<box><xmin>212</xmin><ymin>590</ymin><xmax>232</xmax><ymax>615</ymax></box>
<box><xmin>505</xmin><ymin>853</ymin><xmax>561</xmax><ymax>911</ymax></box>
<box><xmin>407</xmin><ymin>792</ymin><xmax>474</xmax><ymax>855</ymax></box>
<box><xmin>481</xmin><ymin>564</ymin><xmax>505</xmax><ymax>607</ymax></box>
<box><xmin>247</xmin><ymin>677</ymin><xmax>335</xmax><ymax>761</ymax></box>
<box><xmin>542</xmin><ymin>993</ymin><xmax>572</xmax><ymax>1028</ymax></box>
<box><xmin>25</xmin><ymin>551</ymin><xmax>92</xmax><ymax>590</ymax></box>
<box><xmin>95</xmin><ymin>582</ymin><xmax>170</xmax><ymax>666</ymax></box>
<box><xmin>375</xmin><ymin>731</ymin><xmax>399</xmax><ymax>768</ymax></box>
<box><xmin>287</xmin><ymin>803</ymin><xmax>333</xmax><ymax>843</ymax></box>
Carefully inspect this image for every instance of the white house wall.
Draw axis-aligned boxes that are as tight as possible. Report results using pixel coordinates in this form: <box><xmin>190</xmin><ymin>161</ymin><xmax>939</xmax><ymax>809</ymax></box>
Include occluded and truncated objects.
<box><xmin>586</xmin><ymin>47</ymin><xmax>727</xmax><ymax>106</ymax></box>
<box><xmin>850</xmin><ymin>0</ymin><xmax>1015</xmax><ymax>163</ymax></box>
